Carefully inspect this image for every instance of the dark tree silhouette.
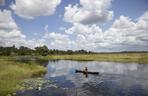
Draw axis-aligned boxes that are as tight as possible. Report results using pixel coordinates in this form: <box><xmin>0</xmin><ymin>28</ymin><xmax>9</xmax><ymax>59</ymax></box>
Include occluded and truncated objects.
<box><xmin>0</xmin><ymin>45</ymin><xmax>95</xmax><ymax>56</ymax></box>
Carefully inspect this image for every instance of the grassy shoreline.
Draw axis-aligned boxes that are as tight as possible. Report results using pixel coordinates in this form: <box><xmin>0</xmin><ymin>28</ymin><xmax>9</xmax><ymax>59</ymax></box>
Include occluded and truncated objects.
<box><xmin>1</xmin><ymin>53</ymin><xmax>148</xmax><ymax>64</ymax></box>
<box><xmin>45</xmin><ymin>53</ymin><xmax>148</xmax><ymax>64</ymax></box>
<box><xmin>0</xmin><ymin>59</ymin><xmax>46</xmax><ymax>96</ymax></box>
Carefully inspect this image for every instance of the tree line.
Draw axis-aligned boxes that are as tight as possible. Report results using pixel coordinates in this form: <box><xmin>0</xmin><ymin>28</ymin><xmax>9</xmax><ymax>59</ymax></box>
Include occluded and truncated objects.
<box><xmin>0</xmin><ymin>45</ymin><xmax>94</xmax><ymax>56</ymax></box>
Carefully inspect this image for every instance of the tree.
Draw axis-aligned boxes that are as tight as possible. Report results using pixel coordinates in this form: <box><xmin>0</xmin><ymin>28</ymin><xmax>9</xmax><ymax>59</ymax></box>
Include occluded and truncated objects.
<box><xmin>0</xmin><ymin>45</ymin><xmax>18</xmax><ymax>56</ymax></box>
<box><xmin>67</xmin><ymin>50</ymin><xmax>73</xmax><ymax>55</ymax></box>
<box><xmin>18</xmin><ymin>46</ymin><xmax>33</xmax><ymax>55</ymax></box>
<box><xmin>35</xmin><ymin>45</ymin><xmax>49</xmax><ymax>56</ymax></box>
<box><xmin>0</xmin><ymin>45</ymin><xmax>95</xmax><ymax>56</ymax></box>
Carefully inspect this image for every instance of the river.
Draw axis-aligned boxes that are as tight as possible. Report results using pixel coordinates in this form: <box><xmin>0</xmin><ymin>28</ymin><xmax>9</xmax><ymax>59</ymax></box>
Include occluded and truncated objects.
<box><xmin>16</xmin><ymin>60</ymin><xmax>148</xmax><ymax>96</ymax></box>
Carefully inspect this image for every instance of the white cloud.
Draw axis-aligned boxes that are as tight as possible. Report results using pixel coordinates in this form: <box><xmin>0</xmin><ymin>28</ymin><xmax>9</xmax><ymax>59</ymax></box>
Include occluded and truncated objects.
<box><xmin>0</xmin><ymin>10</ymin><xmax>25</xmax><ymax>46</ymax></box>
<box><xmin>43</xmin><ymin>31</ymin><xmax>76</xmax><ymax>50</ymax></box>
<box><xmin>65</xmin><ymin>23</ymin><xmax>106</xmax><ymax>50</ymax></box>
<box><xmin>24</xmin><ymin>39</ymin><xmax>46</xmax><ymax>48</ymax></box>
<box><xmin>65</xmin><ymin>23</ymin><xmax>102</xmax><ymax>35</ymax></box>
<box><xmin>59</xmin><ymin>26</ymin><xmax>66</xmax><ymax>31</ymax></box>
<box><xmin>64</xmin><ymin>0</ymin><xmax>113</xmax><ymax>24</ymax></box>
<box><xmin>136</xmin><ymin>12</ymin><xmax>148</xmax><ymax>31</ymax></box>
<box><xmin>0</xmin><ymin>10</ymin><xmax>45</xmax><ymax>48</ymax></box>
<box><xmin>100</xmin><ymin>12</ymin><xmax>148</xmax><ymax>51</ymax></box>
<box><xmin>44</xmin><ymin>25</ymin><xmax>49</xmax><ymax>33</ymax></box>
<box><xmin>42</xmin><ymin>24</ymin><xmax>105</xmax><ymax>50</ymax></box>
<box><xmin>138</xmin><ymin>11</ymin><xmax>148</xmax><ymax>21</ymax></box>
<box><xmin>10</xmin><ymin>0</ymin><xmax>61</xmax><ymax>19</ymax></box>
<box><xmin>107</xmin><ymin>13</ymin><xmax>148</xmax><ymax>46</ymax></box>
<box><xmin>48</xmin><ymin>11</ymin><xmax>148</xmax><ymax>51</ymax></box>
<box><xmin>0</xmin><ymin>29</ymin><xmax>25</xmax><ymax>39</ymax></box>
<box><xmin>0</xmin><ymin>10</ymin><xmax>18</xmax><ymax>29</ymax></box>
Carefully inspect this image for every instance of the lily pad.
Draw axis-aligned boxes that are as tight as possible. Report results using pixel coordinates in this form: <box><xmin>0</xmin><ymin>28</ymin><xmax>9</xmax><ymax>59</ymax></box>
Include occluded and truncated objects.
<box><xmin>17</xmin><ymin>78</ymin><xmax>56</xmax><ymax>91</ymax></box>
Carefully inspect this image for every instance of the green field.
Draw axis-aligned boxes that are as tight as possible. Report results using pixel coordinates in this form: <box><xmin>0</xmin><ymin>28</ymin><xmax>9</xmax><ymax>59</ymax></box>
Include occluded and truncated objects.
<box><xmin>0</xmin><ymin>57</ymin><xmax>46</xmax><ymax>96</ymax></box>
<box><xmin>45</xmin><ymin>53</ymin><xmax>148</xmax><ymax>64</ymax></box>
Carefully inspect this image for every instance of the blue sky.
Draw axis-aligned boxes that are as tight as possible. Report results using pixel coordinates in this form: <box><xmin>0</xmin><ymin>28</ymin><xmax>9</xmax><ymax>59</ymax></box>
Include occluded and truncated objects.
<box><xmin>0</xmin><ymin>0</ymin><xmax>148</xmax><ymax>52</ymax></box>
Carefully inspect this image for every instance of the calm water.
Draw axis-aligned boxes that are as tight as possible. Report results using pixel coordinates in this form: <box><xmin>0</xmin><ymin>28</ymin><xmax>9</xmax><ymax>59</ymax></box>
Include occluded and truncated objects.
<box><xmin>17</xmin><ymin>60</ymin><xmax>148</xmax><ymax>96</ymax></box>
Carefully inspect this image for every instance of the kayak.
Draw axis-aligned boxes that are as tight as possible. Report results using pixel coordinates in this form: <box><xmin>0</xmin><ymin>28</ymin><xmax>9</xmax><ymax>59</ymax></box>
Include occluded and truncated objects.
<box><xmin>75</xmin><ymin>70</ymin><xmax>99</xmax><ymax>75</ymax></box>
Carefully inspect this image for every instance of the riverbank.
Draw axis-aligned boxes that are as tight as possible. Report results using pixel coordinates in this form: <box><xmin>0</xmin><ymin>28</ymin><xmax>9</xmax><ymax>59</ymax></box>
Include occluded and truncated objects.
<box><xmin>1</xmin><ymin>53</ymin><xmax>148</xmax><ymax>64</ymax></box>
<box><xmin>0</xmin><ymin>58</ymin><xmax>46</xmax><ymax>96</ymax></box>
<box><xmin>46</xmin><ymin>53</ymin><xmax>148</xmax><ymax>64</ymax></box>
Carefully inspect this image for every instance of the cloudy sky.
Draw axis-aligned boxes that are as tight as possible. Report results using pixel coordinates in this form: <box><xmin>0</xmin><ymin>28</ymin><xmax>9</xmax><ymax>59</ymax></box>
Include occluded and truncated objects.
<box><xmin>0</xmin><ymin>0</ymin><xmax>148</xmax><ymax>52</ymax></box>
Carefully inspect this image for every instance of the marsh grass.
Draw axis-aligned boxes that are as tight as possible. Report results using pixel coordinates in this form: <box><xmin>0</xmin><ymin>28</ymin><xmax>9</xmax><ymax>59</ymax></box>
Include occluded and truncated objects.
<box><xmin>0</xmin><ymin>59</ymin><xmax>46</xmax><ymax>96</ymax></box>
<box><xmin>46</xmin><ymin>53</ymin><xmax>148</xmax><ymax>64</ymax></box>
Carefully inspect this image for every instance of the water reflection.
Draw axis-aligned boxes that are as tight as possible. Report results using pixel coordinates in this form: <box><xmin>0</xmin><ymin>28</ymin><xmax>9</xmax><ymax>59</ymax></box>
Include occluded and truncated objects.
<box><xmin>45</xmin><ymin>60</ymin><xmax>148</xmax><ymax>96</ymax></box>
<box><xmin>15</xmin><ymin>56</ymin><xmax>49</xmax><ymax>66</ymax></box>
<box><xmin>45</xmin><ymin>60</ymin><xmax>148</xmax><ymax>78</ymax></box>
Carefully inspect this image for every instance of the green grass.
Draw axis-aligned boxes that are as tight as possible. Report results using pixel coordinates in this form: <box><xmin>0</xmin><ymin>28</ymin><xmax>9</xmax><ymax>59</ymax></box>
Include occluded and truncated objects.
<box><xmin>45</xmin><ymin>53</ymin><xmax>148</xmax><ymax>64</ymax></box>
<box><xmin>0</xmin><ymin>58</ymin><xmax>46</xmax><ymax>96</ymax></box>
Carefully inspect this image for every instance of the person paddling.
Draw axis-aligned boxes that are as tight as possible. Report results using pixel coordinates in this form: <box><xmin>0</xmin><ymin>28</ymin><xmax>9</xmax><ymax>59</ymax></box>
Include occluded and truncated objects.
<box><xmin>84</xmin><ymin>67</ymin><xmax>88</xmax><ymax>78</ymax></box>
<box><xmin>84</xmin><ymin>67</ymin><xmax>88</xmax><ymax>73</ymax></box>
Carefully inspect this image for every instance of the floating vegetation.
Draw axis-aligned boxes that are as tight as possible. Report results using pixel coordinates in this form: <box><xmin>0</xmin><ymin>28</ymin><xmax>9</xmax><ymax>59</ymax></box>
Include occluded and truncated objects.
<box><xmin>17</xmin><ymin>78</ymin><xmax>58</xmax><ymax>91</ymax></box>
